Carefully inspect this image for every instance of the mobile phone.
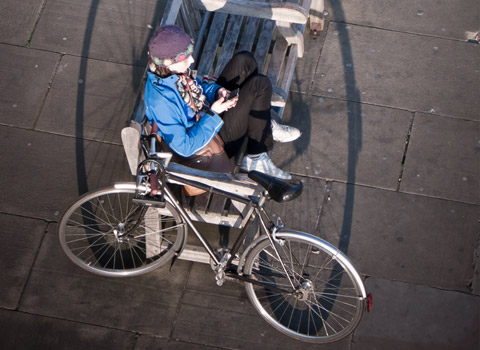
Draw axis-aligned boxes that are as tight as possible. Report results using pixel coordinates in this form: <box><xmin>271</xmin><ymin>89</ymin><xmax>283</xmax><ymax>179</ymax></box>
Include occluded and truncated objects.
<box><xmin>226</xmin><ymin>88</ymin><xmax>240</xmax><ymax>101</ymax></box>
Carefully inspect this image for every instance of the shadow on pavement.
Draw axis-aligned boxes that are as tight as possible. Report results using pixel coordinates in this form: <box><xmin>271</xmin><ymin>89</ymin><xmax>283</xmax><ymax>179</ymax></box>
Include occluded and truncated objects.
<box><xmin>75</xmin><ymin>0</ymin><xmax>164</xmax><ymax>195</ymax></box>
<box><xmin>329</xmin><ymin>0</ymin><xmax>363</xmax><ymax>255</ymax></box>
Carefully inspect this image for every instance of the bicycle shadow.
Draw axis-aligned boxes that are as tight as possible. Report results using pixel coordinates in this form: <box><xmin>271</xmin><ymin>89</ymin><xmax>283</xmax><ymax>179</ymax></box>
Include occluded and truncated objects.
<box><xmin>328</xmin><ymin>0</ymin><xmax>362</xmax><ymax>255</ymax></box>
<box><xmin>277</xmin><ymin>0</ymin><xmax>362</xmax><ymax>255</ymax></box>
<box><xmin>258</xmin><ymin>0</ymin><xmax>364</xmax><ymax>336</ymax></box>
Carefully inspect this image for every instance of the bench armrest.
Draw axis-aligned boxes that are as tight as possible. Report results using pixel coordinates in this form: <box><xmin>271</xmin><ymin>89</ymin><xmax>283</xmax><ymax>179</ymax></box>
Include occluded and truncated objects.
<box><xmin>167</xmin><ymin>162</ymin><xmax>261</xmax><ymax>196</ymax></box>
<box><xmin>194</xmin><ymin>0</ymin><xmax>308</xmax><ymax>24</ymax></box>
<box><xmin>121</xmin><ymin>123</ymin><xmax>144</xmax><ymax>176</ymax></box>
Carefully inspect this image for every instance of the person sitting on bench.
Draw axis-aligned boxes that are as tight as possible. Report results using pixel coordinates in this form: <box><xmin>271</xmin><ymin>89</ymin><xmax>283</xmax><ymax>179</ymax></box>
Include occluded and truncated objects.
<box><xmin>144</xmin><ymin>25</ymin><xmax>300</xmax><ymax>180</ymax></box>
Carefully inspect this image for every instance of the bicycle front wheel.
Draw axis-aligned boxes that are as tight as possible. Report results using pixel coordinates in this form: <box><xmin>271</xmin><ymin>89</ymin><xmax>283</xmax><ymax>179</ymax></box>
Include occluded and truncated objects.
<box><xmin>243</xmin><ymin>231</ymin><xmax>366</xmax><ymax>343</ymax></box>
<box><xmin>58</xmin><ymin>183</ymin><xmax>185</xmax><ymax>277</ymax></box>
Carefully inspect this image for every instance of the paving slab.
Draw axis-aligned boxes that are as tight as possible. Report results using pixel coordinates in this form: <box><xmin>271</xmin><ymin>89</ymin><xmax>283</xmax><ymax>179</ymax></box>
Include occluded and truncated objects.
<box><xmin>266</xmin><ymin>175</ymin><xmax>327</xmax><ymax>233</ymax></box>
<box><xmin>0</xmin><ymin>126</ymin><xmax>131</xmax><ymax>220</ymax></box>
<box><xmin>272</xmin><ymin>93</ymin><xmax>411</xmax><ymax>189</ymax></box>
<box><xmin>324</xmin><ymin>0</ymin><xmax>480</xmax><ymax>41</ymax></box>
<box><xmin>352</xmin><ymin>278</ymin><xmax>479</xmax><ymax>350</ymax></box>
<box><xmin>0</xmin><ymin>0</ymin><xmax>44</xmax><ymax>46</ymax></box>
<box><xmin>401</xmin><ymin>113</ymin><xmax>480</xmax><ymax>204</ymax></box>
<box><xmin>35</xmin><ymin>54</ymin><xmax>144</xmax><ymax>143</ymax></box>
<box><xmin>19</xmin><ymin>223</ymin><xmax>192</xmax><ymax>336</ymax></box>
<box><xmin>289</xmin><ymin>29</ymin><xmax>329</xmax><ymax>94</ymax></box>
<box><xmin>317</xmin><ymin>182</ymin><xmax>479</xmax><ymax>292</ymax></box>
<box><xmin>0</xmin><ymin>308</ymin><xmax>136</xmax><ymax>350</ymax></box>
<box><xmin>474</xmin><ymin>236</ymin><xmax>480</xmax><ymax>295</ymax></box>
<box><xmin>0</xmin><ymin>44</ymin><xmax>60</xmax><ymax>128</ymax></box>
<box><xmin>313</xmin><ymin>22</ymin><xmax>480</xmax><ymax>120</ymax></box>
<box><xmin>135</xmin><ymin>336</ymin><xmax>221</xmax><ymax>350</ymax></box>
<box><xmin>171</xmin><ymin>263</ymin><xmax>352</xmax><ymax>350</ymax></box>
<box><xmin>0</xmin><ymin>214</ymin><xmax>47</xmax><ymax>310</ymax></box>
<box><xmin>30</xmin><ymin>0</ymin><xmax>166</xmax><ymax>65</ymax></box>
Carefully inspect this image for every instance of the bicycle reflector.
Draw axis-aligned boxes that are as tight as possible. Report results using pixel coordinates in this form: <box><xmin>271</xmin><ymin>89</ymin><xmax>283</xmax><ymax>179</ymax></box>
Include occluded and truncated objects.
<box><xmin>367</xmin><ymin>293</ymin><xmax>373</xmax><ymax>312</ymax></box>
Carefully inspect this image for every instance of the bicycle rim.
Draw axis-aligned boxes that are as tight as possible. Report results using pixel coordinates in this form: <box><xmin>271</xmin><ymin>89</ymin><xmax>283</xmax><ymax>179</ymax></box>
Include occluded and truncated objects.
<box><xmin>58</xmin><ymin>183</ymin><xmax>185</xmax><ymax>277</ymax></box>
<box><xmin>243</xmin><ymin>231</ymin><xmax>366</xmax><ymax>343</ymax></box>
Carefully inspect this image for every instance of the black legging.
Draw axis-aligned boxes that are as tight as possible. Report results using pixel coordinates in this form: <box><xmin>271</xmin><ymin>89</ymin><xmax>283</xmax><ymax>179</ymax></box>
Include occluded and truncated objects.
<box><xmin>216</xmin><ymin>51</ymin><xmax>274</xmax><ymax>158</ymax></box>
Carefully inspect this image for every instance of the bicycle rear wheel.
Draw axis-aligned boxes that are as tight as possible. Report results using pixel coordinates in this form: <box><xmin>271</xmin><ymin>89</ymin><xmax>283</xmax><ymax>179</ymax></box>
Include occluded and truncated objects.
<box><xmin>58</xmin><ymin>183</ymin><xmax>185</xmax><ymax>277</ymax></box>
<box><xmin>243</xmin><ymin>231</ymin><xmax>366</xmax><ymax>343</ymax></box>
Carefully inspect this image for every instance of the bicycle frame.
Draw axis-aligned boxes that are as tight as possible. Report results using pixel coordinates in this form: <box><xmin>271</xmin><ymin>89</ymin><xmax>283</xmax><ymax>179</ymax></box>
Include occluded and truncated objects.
<box><xmin>136</xmin><ymin>130</ymin><xmax>305</xmax><ymax>289</ymax></box>
<box><xmin>162</xmin><ymin>171</ymin><xmax>272</xmax><ymax>268</ymax></box>
<box><xmin>60</xmin><ymin>130</ymin><xmax>370</xmax><ymax>342</ymax></box>
<box><xmin>136</xmin><ymin>132</ymin><xmax>276</xmax><ymax>266</ymax></box>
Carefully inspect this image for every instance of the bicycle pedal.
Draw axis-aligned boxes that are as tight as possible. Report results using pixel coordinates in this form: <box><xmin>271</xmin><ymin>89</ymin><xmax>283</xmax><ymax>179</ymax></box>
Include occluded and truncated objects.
<box><xmin>132</xmin><ymin>197</ymin><xmax>166</xmax><ymax>208</ymax></box>
<box><xmin>216</xmin><ymin>274</ymin><xmax>239</xmax><ymax>286</ymax></box>
<box><xmin>224</xmin><ymin>275</ymin><xmax>238</xmax><ymax>283</ymax></box>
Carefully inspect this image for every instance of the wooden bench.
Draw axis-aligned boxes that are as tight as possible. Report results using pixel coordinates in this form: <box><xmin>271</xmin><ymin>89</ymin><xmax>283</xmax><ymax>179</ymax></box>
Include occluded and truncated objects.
<box><xmin>122</xmin><ymin>0</ymin><xmax>323</xmax><ymax>262</ymax></box>
<box><xmin>122</xmin><ymin>119</ymin><xmax>263</xmax><ymax>263</ymax></box>
<box><xmin>160</xmin><ymin>0</ymin><xmax>323</xmax><ymax>119</ymax></box>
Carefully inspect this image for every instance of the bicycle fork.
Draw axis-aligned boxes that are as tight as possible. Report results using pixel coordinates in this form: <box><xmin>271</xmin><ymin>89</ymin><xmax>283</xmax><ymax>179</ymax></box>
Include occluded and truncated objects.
<box><xmin>257</xmin><ymin>207</ymin><xmax>297</xmax><ymax>291</ymax></box>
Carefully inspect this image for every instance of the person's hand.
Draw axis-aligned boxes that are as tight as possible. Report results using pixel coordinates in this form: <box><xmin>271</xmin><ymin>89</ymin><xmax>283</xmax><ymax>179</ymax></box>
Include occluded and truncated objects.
<box><xmin>216</xmin><ymin>87</ymin><xmax>229</xmax><ymax>100</ymax></box>
<box><xmin>211</xmin><ymin>92</ymin><xmax>238</xmax><ymax>114</ymax></box>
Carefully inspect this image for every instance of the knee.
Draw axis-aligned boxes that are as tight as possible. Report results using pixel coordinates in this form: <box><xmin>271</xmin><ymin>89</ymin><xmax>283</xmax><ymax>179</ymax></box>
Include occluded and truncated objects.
<box><xmin>244</xmin><ymin>74</ymin><xmax>272</xmax><ymax>96</ymax></box>
<box><xmin>232</xmin><ymin>51</ymin><xmax>258</xmax><ymax>79</ymax></box>
<box><xmin>233</xmin><ymin>51</ymin><xmax>257</xmax><ymax>68</ymax></box>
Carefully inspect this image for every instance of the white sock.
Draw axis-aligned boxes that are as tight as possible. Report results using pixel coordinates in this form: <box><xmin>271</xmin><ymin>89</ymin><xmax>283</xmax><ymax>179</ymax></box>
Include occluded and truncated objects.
<box><xmin>247</xmin><ymin>153</ymin><xmax>261</xmax><ymax>159</ymax></box>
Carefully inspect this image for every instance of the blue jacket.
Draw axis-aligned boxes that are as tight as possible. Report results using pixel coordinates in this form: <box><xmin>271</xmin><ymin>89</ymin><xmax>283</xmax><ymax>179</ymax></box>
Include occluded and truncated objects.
<box><xmin>144</xmin><ymin>71</ymin><xmax>223</xmax><ymax>158</ymax></box>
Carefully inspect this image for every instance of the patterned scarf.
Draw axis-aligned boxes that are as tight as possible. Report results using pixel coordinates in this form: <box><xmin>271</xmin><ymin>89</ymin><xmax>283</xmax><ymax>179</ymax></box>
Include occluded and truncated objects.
<box><xmin>175</xmin><ymin>70</ymin><xmax>206</xmax><ymax>113</ymax></box>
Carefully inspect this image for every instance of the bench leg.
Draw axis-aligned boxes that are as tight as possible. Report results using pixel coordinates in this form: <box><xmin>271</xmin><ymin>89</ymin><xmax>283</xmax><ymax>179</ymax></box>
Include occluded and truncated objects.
<box><xmin>309</xmin><ymin>0</ymin><xmax>325</xmax><ymax>33</ymax></box>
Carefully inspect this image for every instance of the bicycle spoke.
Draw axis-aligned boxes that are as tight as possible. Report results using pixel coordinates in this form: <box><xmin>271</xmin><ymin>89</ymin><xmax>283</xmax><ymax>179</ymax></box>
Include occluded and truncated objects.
<box><xmin>133</xmin><ymin>223</ymin><xmax>184</xmax><ymax>239</ymax></box>
<box><xmin>126</xmin><ymin>239</ymin><xmax>142</xmax><ymax>268</ymax></box>
<box><xmin>311</xmin><ymin>294</ymin><xmax>359</xmax><ymax>319</ymax></box>
<box><xmin>59</xmin><ymin>186</ymin><xmax>185</xmax><ymax>277</ymax></box>
<box><xmin>64</xmin><ymin>231</ymin><xmax>111</xmax><ymax>244</ymax></box>
<box><xmin>304</xmin><ymin>297</ymin><xmax>352</xmax><ymax>326</ymax></box>
<box><xmin>314</xmin><ymin>291</ymin><xmax>361</xmax><ymax>300</ymax></box>
<box><xmin>79</xmin><ymin>207</ymin><xmax>112</xmax><ymax>229</ymax></box>
<box><xmin>244</xmin><ymin>233</ymin><xmax>365</xmax><ymax>342</ymax></box>
<box><xmin>303</xmin><ymin>298</ymin><xmax>333</xmax><ymax>336</ymax></box>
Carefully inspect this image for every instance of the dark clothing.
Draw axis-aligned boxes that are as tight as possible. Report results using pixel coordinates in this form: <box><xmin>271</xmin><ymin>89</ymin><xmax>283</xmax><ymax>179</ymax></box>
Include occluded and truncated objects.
<box><xmin>216</xmin><ymin>51</ymin><xmax>274</xmax><ymax>157</ymax></box>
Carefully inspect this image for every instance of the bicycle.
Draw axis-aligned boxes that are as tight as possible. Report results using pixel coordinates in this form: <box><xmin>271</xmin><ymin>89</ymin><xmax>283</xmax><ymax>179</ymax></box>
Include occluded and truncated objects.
<box><xmin>58</xmin><ymin>125</ymin><xmax>370</xmax><ymax>343</ymax></box>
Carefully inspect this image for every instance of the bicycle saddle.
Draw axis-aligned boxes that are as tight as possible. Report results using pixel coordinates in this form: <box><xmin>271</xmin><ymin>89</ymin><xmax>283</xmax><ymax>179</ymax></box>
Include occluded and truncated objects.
<box><xmin>248</xmin><ymin>171</ymin><xmax>303</xmax><ymax>203</ymax></box>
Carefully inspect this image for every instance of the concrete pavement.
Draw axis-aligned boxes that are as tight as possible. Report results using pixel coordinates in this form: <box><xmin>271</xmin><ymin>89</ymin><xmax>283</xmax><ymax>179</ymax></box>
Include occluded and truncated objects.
<box><xmin>0</xmin><ymin>0</ymin><xmax>479</xmax><ymax>349</ymax></box>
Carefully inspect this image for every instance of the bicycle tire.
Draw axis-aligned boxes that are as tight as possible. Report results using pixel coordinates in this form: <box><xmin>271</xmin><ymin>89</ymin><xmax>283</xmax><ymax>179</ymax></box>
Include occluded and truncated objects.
<box><xmin>58</xmin><ymin>183</ymin><xmax>185</xmax><ymax>277</ymax></box>
<box><xmin>243</xmin><ymin>231</ymin><xmax>366</xmax><ymax>343</ymax></box>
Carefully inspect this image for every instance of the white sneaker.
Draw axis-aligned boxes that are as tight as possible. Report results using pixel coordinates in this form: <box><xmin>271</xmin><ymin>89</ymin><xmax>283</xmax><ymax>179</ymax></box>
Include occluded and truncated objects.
<box><xmin>241</xmin><ymin>153</ymin><xmax>292</xmax><ymax>179</ymax></box>
<box><xmin>271</xmin><ymin>119</ymin><xmax>301</xmax><ymax>143</ymax></box>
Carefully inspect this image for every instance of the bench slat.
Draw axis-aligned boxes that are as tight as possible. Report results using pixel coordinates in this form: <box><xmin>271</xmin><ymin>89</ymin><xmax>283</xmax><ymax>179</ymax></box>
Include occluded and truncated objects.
<box><xmin>267</xmin><ymin>35</ymin><xmax>289</xmax><ymax>87</ymax></box>
<box><xmin>179</xmin><ymin>2</ymin><xmax>197</xmax><ymax>40</ymax></box>
<box><xmin>213</xmin><ymin>14</ymin><xmax>243</xmax><ymax>77</ymax></box>
<box><xmin>196</xmin><ymin>12</ymin><xmax>228</xmax><ymax>76</ymax></box>
<box><xmin>253</xmin><ymin>19</ymin><xmax>275</xmax><ymax>73</ymax></box>
<box><xmin>206</xmin><ymin>193</ymin><xmax>229</xmax><ymax>215</ymax></box>
<box><xmin>237</xmin><ymin>16</ymin><xmax>261</xmax><ymax>52</ymax></box>
<box><xmin>161</xmin><ymin>0</ymin><xmax>183</xmax><ymax>26</ymax></box>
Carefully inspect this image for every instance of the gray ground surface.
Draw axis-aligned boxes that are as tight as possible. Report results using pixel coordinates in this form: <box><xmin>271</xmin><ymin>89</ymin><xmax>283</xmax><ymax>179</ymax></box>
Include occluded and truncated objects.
<box><xmin>0</xmin><ymin>0</ymin><xmax>478</xmax><ymax>349</ymax></box>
